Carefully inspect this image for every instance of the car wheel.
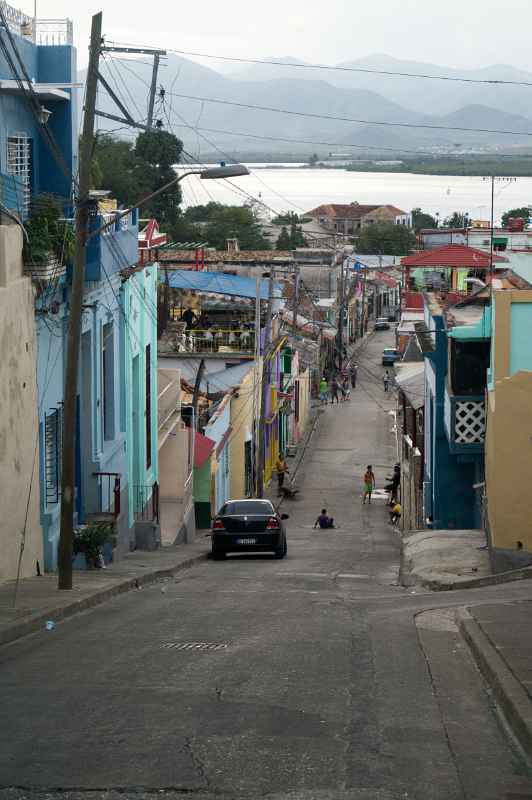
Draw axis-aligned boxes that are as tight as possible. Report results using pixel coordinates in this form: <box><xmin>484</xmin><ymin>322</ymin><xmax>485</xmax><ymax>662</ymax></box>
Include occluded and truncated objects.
<box><xmin>274</xmin><ymin>539</ymin><xmax>286</xmax><ymax>559</ymax></box>
<box><xmin>212</xmin><ymin>545</ymin><xmax>226</xmax><ymax>560</ymax></box>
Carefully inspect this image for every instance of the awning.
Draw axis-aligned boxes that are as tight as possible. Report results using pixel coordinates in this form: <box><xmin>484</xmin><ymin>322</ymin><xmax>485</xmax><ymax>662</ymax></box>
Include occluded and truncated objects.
<box><xmin>165</xmin><ymin>268</ymin><xmax>282</xmax><ymax>300</ymax></box>
<box><xmin>395</xmin><ymin>363</ymin><xmax>425</xmax><ymax>410</ymax></box>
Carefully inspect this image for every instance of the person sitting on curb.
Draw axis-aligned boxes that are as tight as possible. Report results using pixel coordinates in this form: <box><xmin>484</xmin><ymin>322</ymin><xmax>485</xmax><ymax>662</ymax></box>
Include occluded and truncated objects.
<box><xmin>314</xmin><ymin>509</ymin><xmax>335</xmax><ymax>529</ymax></box>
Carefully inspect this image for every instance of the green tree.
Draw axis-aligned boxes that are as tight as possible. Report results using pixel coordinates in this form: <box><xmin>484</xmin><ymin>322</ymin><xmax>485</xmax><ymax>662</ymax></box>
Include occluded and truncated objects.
<box><xmin>501</xmin><ymin>207</ymin><xmax>531</xmax><ymax>227</ymax></box>
<box><xmin>411</xmin><ymin>207</ymin><xmax>438</xmax><ymax>232</ymax></box>
<box><xmin>191</xmin><ymin>204</ymin><xmax>270</xmax><ymax>250</ymax></box>
<box><xmin>92</xmin><ymin>130</ymin><xmax>184</xmax><ymax>230</ymax></box>
<box><xmin>289</xmin><ymin>223</ymin><xmax>306</xmax><ymax>248</ymax></box>
<box><xmin>357</xmin><ymin>222</ymin><xmax>416</xmax><ymax>256</ymax></box>
<box><xmin>276</xmin><ymin>226</ymin><xmax>291</xmax><ymax>250</ymax></box>
<box><xmin>444</xmin><ymin>211</ymin><xmax>469</xmax><ymax>229</ymax></box>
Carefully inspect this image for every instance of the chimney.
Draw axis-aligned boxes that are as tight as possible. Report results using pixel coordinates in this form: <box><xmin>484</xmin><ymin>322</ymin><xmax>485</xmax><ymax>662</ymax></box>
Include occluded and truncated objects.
<box><xmin>226</xmin><ymin>238</ymin><xmax>239</xmax><ymax>254</ymax></box>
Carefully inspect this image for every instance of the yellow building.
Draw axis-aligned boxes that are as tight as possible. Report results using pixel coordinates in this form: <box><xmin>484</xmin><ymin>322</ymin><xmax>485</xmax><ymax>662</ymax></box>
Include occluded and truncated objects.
<box><xmin>229</xmin><ymin>361</ymin><xmax>261</xmax><ymax>499</ymax></box>
<box><xmin>485</xmin><ymin>289</ymin><xmax>532</xmax><ymax>571</ymax></box>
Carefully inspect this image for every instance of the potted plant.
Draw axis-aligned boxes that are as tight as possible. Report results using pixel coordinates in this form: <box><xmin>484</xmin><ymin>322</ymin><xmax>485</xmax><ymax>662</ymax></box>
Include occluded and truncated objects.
<box><xmin>73</xmin><ymin>522</ymin><xmax>113</xmax><ymax>569</ymax></box>
<box><xmin>23</xmin><ymin>194</ymin><xmax>75</xmax><ymax>271</ymax></box>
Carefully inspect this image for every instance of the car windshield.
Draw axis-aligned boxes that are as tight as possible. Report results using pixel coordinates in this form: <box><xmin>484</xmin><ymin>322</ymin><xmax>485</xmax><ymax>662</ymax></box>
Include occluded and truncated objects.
<box><xmin>220</xmin><ymin>500</ymin><xmax>274</xmax><ymax>516</ymax></box>
<box><xmin>384</xmin><ymin>349</ymin><xmax>398</xmax><ymax>354</ymax></box>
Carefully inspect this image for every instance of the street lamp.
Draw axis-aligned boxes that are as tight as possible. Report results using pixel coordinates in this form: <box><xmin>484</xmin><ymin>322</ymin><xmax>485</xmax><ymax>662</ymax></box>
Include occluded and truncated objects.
<box><xmin>89</xmin><ymin>164</ymin><xmax>250</xmax><ymax>240</ymax></box>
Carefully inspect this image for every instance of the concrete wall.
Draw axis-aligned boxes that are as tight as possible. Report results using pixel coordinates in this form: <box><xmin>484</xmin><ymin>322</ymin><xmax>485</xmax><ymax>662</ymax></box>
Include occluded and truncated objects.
<box><xmin>0</xmin><ymin>225</ymin><xmax>42</xmax><ymax>582</ymax></box>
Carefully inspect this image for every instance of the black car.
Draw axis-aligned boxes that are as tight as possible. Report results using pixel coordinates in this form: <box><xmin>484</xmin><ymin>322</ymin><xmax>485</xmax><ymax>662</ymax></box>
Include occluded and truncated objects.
<box><xmin>211</xmin><ymin>499</ymin><xmax>289</xmax><ymax>559</ymax></box>
<box><xmin>374</xmin><ymin>317</ymin><xmax>391</xmax><ymax>331</ymax></box>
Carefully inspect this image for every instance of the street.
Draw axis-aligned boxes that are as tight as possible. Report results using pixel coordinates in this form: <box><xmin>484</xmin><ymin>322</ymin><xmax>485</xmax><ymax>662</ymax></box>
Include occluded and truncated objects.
<box><xmin>2</xmin><ymin>332</ymin><xmax>532</xmax><ymax>800</ymax></box>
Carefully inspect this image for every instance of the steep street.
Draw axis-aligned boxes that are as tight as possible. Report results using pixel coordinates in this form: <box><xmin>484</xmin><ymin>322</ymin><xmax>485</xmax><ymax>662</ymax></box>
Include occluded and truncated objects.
<box><xmin>2</xmin><ymin>332</ymin><xmax>532</xmax><ymax>800</ymax></box>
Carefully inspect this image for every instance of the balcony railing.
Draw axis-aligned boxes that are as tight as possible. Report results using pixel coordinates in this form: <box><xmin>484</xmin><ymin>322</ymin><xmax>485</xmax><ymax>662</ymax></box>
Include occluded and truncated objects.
<box><xmin>0</xmin><ymin>3</ymin><xmax>72</xmax><ymax>45</ymax></box>
<box><xmin>168</xmin><ymin>327</ymin><xmax>256</xmax><ymax>355</ymax></box>
<box><xmin>134</xmin><ymin>482</ymin><xmax>159</xmax><ymax>523</ymax></box>
<box><xmin>444</xmin><ymin>385</ymin><xmax>485</xmax><ymax>452</ymax></box>
<box><xmin>92</xmin><ymin>472</ymin><xmax>121</xmax><ymax>519</ymax></box>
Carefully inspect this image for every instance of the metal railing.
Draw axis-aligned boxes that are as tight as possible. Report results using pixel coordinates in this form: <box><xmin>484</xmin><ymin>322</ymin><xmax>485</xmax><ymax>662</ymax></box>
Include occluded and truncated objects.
<box><xmin>0</xmin><ymin>3</ymin><xmax>73</xmax><ymax>45</ymax></box>
<box><xmin>92</xmin><ymin>472</ymin><xmax>121</xmax><ymax>518</ymax></box>
<box><xmin>134</xmin><ymin>482</ymin><xmax>160</xmax><ymax>523</ymax></box>
<box><xmin>170</xmin><ymin>328</ymin><xmax>256</xmax><ymax>354</ymax></box>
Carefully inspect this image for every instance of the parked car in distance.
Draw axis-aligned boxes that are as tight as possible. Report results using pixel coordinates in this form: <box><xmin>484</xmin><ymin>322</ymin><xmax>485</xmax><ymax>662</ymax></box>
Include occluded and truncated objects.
<box><xmin>382</xmin><ymin>347</ymin><xmax>400</xmax><ymax>366</ymax></box>
<box><xmin>211</xmin><ymin>499</ymin><xmax>289</xmax><ymax>560</ymax></box>
<box><xmin>374</xmin><ymin>317</ymin><xmax>390</xmax><ymax>331</ymax></box>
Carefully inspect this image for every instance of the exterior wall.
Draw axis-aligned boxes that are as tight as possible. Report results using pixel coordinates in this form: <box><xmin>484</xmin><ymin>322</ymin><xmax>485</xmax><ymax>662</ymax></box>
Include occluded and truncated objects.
<box><xmin>422</xmin><ymin>306</ymin><xmax>483</xmax><ymax>530</ymax></box>
<box><xmin>194</xmin><ymin>460</ymin><xmax>212</xmax><ymax>528</ymax></box>
<box><xmin>204</xmin><ymin>398</ymin><xmax>231</xmax><ymax>512</ymax></box>
<box><xmin>401</xmin><ymin>436</ymin><xmax>423</xmax><ymax>531</ymax></box>
<box><xmin>0</xmin><ymin>225</ymin><xmax>43</xmax><ymax>582</ymax></box>
<box><xmin>122</xmin><ymin>265</ymin><xmax>158</xmax><ymax>537</ymax></box>
<box><xmin>229</xmin><ymin>362</ymin><xmax>259</xmax><ymax>500</ymax></box>
<box><xmin>296</xmin><ymin>367</ymin><xmax>311</xmax><ymax>440</ymax></box>
<box><xmin>486</xmin><ymin>289</ymin><xmax>532</xmax><ymax>568</ymax></box>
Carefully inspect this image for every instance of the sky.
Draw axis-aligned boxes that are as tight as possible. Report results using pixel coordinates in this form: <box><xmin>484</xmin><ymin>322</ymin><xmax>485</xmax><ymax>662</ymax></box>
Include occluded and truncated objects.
<box><xmin>19</xmin><ymin>0</ymin><xmax>532</xmax><ymax>73</ymax></box>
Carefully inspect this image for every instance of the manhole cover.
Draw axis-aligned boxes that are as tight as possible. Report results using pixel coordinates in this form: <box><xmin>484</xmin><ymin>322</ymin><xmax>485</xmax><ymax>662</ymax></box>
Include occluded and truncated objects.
<box><xmin>162</xmin><ymin>641</ymin><xmax>229</xmax><ymax>651</ymax></box>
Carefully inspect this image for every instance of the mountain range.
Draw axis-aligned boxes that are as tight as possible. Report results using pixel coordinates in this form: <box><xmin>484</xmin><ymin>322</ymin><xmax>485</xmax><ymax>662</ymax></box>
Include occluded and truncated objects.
<box><xmin>84</xmin><ymin>53</ymin><xmax>532</xmax><ymax>156</ymax></box>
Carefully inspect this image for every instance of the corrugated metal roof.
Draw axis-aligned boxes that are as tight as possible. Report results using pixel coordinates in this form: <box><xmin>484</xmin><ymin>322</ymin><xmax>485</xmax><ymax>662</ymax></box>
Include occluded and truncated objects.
<box><xmin>165</xmin><ymin>269</ymin><xmax>282</xmax><ymax>300</ymax></box>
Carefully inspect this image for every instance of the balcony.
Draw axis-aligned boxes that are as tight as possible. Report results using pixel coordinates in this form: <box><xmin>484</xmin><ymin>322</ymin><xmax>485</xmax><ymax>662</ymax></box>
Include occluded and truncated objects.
<box><xmin>444</xmin><ymin>384</ymin><xmax>485</xmax><ymax>454</ymax></box>
<box><xmin>85</xmin><ymin>209</ymin><xmax>139</xmax><ymax>282</ymax></box>
<box><xmin>159</xmin><ymin>323</ymin><xmax>256</xmax><ymax>358</ymax></box>
<box><xmin>0</xmin><ymin>171</ymin><xmax>26</xmax><ymax>221</ymax></box>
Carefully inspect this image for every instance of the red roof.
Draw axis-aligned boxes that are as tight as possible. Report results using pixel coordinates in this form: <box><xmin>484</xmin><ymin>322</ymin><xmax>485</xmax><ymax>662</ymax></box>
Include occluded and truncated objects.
<box><xmin>401</xmin><ymin>244</ymin><xmax>507</xmax><ymax>269</ymax></box>
<box><xmin>306</xmin><ymin>203</ymin><xmax>378</xmax><ymax>219</ymax></box>
<box><xmin>194</xmin><ymin>432</ymin><xmax>215</xmax><ymax>469</ymax></box>
<box><xmin>381</xmin><ymin>204</ymin><xmax>408</xmax><ymax>216</ymax></box>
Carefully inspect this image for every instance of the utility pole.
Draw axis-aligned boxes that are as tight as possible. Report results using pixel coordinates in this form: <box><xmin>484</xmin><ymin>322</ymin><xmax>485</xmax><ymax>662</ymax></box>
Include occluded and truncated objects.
<box><xmin>336</xmin><ymin>256</ymin><xmax>345</xmax><ymax>371</ymax></box>
<box><xmin>192</xmin><ymin>359</ymin><xmax>205</xmax><ymax>431</ymax></box>
<box><xmin>292</xmin><ymin>264</ymin><xmax>299</xmax><ymax>336</ymax></box>
<box><xmin>360</xmin><ymin>265</ymin><xmax>367</xmax><ymax>339</ymax></box>
<box><xmin>147</xmin><ymin>53</ymin><xmax>160</xmax><ymax>128</ymax></box>
<box><xmin>58</xmin><ymin>12</ymin><xmax>102</xmax><ymax>590</ymax></box>
<box><xmin>256</xmin><ymin>268</ymin><xmax>274</xmax><ymax>498</ymax></box>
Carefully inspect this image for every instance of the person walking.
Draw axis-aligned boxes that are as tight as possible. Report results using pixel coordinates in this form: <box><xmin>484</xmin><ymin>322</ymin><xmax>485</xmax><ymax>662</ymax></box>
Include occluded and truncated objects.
<box><xmin>319</xmin><ymin>376</ymin><xmax>329</xmax><ymax>405</ymax></box>
<box><xmin>362</xmin><ymin>464</ymin><xmax>376</xmax><ymax>504</ymax></box>
<box><xmin>330</xmin><ymin>377</ymin><xmax>340</xmax><ymax>404</ymax></box>
<box><xmin>383</xmin><ymin>370</ymin><xmax>390</xmax><ymax>393</ymax></box>
<box><xmin>350</xmin><ymin>364</ymin><xmax>358</xmax><ymax>389</ymax></box>
<box><xmin>313</xmin><ymin>508</ymin><xmax>335</xmax><ymax>529</ymax></box>
<box><xmin>341</xmin><ymin>376</ymin><xmax>351</xmax><ymax>401</ymax></box>
<box><xmin>276</xmin><ymin>452</ymin><xmax>289</xmax><ymax>495</ymax></box>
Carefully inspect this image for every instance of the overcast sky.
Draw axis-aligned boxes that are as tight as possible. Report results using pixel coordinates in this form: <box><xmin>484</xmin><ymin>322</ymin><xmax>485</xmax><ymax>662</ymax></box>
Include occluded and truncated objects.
<box><xmin>22</xmin><ymin>0</ymin><xmax>532</xmax><ymax>72</ymax></box>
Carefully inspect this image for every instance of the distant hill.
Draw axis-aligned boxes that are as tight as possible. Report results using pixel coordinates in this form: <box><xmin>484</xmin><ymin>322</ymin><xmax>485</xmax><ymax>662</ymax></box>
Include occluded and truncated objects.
<box><xmin>81</xmin><ymin>54</ymin><xmax>532</xmax><ymax>157</ymax></box>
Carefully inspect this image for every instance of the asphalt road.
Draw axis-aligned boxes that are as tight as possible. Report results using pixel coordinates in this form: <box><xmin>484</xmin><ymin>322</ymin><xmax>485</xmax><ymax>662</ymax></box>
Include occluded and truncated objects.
<box><xmin>2</xmin><ymin>331</ymin><xmax>532</xmax><ymax>800</ymax></box>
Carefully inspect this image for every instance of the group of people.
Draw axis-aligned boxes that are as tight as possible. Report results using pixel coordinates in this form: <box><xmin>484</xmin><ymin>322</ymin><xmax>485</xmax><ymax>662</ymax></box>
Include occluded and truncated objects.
<box><xmin>181</xmin><ymin>307</ymin><xmax>253</xmax><ymax>333</ymax></box>
<box><xmin>319</xmin><ymin>363</ymin><xmax>358</xmax><ymax>406</ymax></box>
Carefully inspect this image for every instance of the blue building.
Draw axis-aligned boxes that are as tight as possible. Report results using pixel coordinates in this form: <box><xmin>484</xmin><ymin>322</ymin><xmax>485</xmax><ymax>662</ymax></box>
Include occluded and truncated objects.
<box><xmin>0</xmin><ymin>4</ymin><xmax>159</xmax><ymax>571</ymax></box>
<box><xmin>421</xmin><ymin>293</ymin><xmax>489</xmax><ymax>530</ymax></box>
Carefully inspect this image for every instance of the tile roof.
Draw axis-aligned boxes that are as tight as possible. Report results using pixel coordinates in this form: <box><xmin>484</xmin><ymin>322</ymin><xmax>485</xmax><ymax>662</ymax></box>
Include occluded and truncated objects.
<box><xmin>159</xmin><ymin>250</ymin><xmax>294</xmax><ymax>263</ymax></box>
<box><xmin>381</xmin><ymin>205</ymin><xmax>408</xmax><ymax>216</ymax></box>
<box><xmin>306</xmin><ymin>203</ymin><xmax>378</xmax><ymax>219</ymax></box>
<box><xmin>401</xmin><ymin>244</ymin><xmax>507</xmax><ymax>269</ymax></box>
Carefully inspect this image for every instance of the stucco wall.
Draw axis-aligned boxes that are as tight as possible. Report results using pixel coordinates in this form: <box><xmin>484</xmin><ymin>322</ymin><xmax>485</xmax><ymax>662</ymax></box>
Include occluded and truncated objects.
<box><xmin>486</xmin><ymin>371</ymin><xmax>532</xmax><ymax>555</ymax></box>
<box><xmin>0</xmin><ymin>225</ymin><xmax>42</xmax><ymax>582</ymax></box>
<box><xmin>229</xmin><ymin>363</ymin><xmax>259</xmax><ymax>499</ymax></box>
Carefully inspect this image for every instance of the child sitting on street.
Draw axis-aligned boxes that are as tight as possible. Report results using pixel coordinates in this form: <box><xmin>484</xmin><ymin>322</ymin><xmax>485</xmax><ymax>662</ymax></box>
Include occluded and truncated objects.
<box><xmin>314</xmin><ymin>509</ymin><xmax>335</xmax><ymax>529</ymax></box>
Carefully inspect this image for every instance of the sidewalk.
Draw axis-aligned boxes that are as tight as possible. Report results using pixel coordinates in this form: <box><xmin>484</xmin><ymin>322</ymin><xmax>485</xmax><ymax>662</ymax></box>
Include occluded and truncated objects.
<box><xmin>0</xmin><ymin>540</ymin><xmax>209</xmax><ymax>647</ymax></box>
<box><xmin>458</xmin><ymin>600</ymin><xmax>532</xmax><ymax>758</ymax></box>
<box><xmin>400</xmin><ymin>528</ymin><xmax>532</xmax><ymax>591</ymax></box>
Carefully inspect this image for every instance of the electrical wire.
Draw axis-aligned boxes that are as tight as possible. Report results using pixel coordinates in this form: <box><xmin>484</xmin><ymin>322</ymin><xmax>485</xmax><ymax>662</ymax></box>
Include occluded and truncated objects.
<box><xmin>165</xmin><ymin>91</ymin><xmax>532</xmax><ymax>139</ymax></box>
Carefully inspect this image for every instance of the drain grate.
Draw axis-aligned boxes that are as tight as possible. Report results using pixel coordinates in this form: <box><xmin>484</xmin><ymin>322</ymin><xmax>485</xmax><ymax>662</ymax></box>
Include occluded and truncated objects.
<box><xmin>162</xmin><ymin>641</ymin><xmax>229</xmax><ymax>651</ymax></box>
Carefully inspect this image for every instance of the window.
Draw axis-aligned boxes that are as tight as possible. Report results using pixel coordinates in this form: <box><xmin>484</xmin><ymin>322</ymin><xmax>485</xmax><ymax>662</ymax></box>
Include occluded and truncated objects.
<box><xmin>221</xmin><ymin>500</ymin><xmax>274</xmax><ymax>515</ymax></box>
<box><xmin>450</xmin><ymin>339</ymin><xmax>490</xmax><ymax>395</ymax></box>
<box><xmin>44</xmin><ymin>407</ymin><xmax>62</xmax><ymax>504</ymax></box>
<box><xmin>102</xmin><ymin>322</ymin><xmax>115</xmax><ymax>441</ymax></box>
<box><xmin>145</xmin><ymin>344</ymin><xmax>152</xmax><ymax>468</ymax></box>
<box><xmin>7</xmin><ymin>134</ymin><xmax>33</xmax><ymax>214</ymax></box>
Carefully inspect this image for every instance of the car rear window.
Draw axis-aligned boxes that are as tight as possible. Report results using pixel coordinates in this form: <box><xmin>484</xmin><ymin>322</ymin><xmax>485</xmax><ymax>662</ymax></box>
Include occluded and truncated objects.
<box><xmin>221</xmin><ymin>501</ymin><xmax>274</xmax><ymax>515</ymax></box>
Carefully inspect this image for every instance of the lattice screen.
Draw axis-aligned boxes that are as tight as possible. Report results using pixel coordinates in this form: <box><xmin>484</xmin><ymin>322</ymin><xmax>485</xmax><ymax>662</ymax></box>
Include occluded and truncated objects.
<box><xmin>454</xmin><ymin>400</ymin><xmax>485</xmax><ymax>444</ymax></box>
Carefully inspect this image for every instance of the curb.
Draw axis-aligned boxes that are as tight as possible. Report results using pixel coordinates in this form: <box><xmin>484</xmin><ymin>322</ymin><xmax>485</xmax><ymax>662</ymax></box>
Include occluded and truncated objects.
<box><xmin>404</xmin><ymin>563</ymin><xmax>532</xmax><ymax>592</ymax></box>
<box><xmin>457</xmin><ymin>607</ymin><xmax>532</xmax><ymax>758</ymax></box>
<box><xmin>0</xmin><ymin>551</ymin><xmax>208</xmax><ymax>648</ymax></box>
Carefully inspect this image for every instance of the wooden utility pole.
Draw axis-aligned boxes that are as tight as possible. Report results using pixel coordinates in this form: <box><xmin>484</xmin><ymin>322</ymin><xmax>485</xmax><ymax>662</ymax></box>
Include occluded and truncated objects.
<box><xmin>192</xmin><ymin>359</ymin><xmax>205</xmax><ymax>430</ymax></box>
<box><xmin>256</xmin><ymin>268</ymin><xmax>274</xmax><ymax>498</ymax></box>
<box><xmin>58</xmin><ymin>12</ymin><xmax>102</xmax><ymax>590</ymax></box>
<box><xmin>336</xmin><ymin>256</ymin><xmax>345</xmax><ymax>371</ymax></box>
<box><xmin>292</xmin><ymin>264</ymin><xmax>299</xmax><ymax>336</ymax></box>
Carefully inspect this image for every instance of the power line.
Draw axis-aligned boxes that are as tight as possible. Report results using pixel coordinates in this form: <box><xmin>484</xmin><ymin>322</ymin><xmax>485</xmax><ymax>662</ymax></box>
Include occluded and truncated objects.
<box><xmin>106</xmin><ymin>42</ymin><xmax>532</xmax><ymax>88</ymax></box>
<box><xmin>176</xmin><ymin>124</ymin><xmax>532</xmax><ymax>161</ymax></box>
<box><xmin>165</xmin><ymin>91</ymin><xmax>532</xmax><ymax>139</ymax></box>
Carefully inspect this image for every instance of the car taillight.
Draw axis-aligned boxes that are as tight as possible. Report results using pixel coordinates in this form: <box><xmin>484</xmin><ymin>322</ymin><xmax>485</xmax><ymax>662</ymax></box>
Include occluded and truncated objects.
<box><xmin>212</xmin><ymin>519</ymin><xmax>225</xmax><ymax>530</ymax></box>
<box><xmin>266</xmin><ymin>517</ymin><xmax>280</xmax><ymax>529</ymax></box>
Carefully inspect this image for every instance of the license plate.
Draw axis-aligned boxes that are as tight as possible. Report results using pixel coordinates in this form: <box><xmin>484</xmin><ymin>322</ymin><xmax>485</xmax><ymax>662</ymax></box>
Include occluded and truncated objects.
<box><xmin>236</xmin><ymin>537</ymin><xmax>257</xmax><ymax>545</ymax></box>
